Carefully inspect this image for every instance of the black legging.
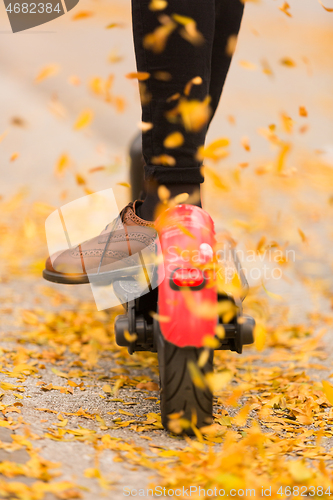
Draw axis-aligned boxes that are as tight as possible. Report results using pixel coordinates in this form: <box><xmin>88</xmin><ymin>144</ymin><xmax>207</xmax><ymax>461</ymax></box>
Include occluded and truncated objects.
<box><xmin>131</xmin><ymin>0</ymin><xmax>244</xmax><ymax>185</ymax></box>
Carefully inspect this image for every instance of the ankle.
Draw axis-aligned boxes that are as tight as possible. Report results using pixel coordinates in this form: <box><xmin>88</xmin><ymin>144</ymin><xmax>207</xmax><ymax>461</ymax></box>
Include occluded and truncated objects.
<box><xmin>136</xmin><ymin>181</ymin><xmax>202</xmax><ymax>221</ymax></box>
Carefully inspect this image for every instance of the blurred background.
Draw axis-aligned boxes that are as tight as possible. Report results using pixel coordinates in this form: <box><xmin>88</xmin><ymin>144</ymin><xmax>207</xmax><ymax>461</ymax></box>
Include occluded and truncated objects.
<box><xmin>0</xmin><ymin>0</ymin><xmax>332</xmax><ymax>314</ymax></box>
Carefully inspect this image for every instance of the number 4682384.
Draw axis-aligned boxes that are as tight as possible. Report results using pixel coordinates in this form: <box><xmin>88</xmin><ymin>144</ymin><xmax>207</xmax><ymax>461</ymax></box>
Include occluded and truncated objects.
<box><xmin>6</xmin><ymin>3</ymin><xmax>61</xmax><ymax>14</ymax></box>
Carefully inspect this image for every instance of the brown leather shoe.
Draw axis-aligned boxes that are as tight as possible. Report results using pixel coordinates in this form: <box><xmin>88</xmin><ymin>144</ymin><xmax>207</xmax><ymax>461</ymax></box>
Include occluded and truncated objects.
<box><xmin>43</xmin><ymin>201</ymin><xmax>156</xmax><ymax>285</ymax></box>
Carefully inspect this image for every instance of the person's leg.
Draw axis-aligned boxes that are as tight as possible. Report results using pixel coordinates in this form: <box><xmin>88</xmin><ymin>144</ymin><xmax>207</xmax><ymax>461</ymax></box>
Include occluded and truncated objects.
<box><xmin>131</xmin><ymin>0</ymin><xmax>244</xmax><ymax>220</ymax></box>
<box><xmin>131</xmin><ymin>0</ymin><xmax>216</xmax><ymax>219</ymax></box>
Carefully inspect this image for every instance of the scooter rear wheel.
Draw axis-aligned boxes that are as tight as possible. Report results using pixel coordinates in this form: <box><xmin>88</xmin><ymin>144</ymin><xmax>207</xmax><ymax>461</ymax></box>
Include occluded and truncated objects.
<box><xmin>156</xmin><ymin>324</ymin><xmax>213</xmax><ymax>434</ymax></box>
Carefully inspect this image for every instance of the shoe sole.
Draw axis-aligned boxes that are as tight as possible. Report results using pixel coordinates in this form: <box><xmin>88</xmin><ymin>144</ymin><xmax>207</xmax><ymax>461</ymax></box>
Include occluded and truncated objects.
<box><xmin>42</xmin><ymin>264</ymin><xmax>155</xmax><ymax>286</ymax></box>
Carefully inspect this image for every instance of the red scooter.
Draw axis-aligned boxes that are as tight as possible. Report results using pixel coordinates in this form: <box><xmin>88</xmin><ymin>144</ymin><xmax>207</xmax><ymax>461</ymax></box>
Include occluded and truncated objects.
<box><xmin>114</xmin><ymin>202</ymin><xmax>255</xmax><ymax>433</ymax></box>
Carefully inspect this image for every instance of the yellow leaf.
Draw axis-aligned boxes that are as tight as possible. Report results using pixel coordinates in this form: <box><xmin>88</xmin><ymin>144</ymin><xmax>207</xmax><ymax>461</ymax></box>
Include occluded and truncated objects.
<box><xmin>239</xmin><ymin>60</ymin><xmax>257</xmax><ymax>70</ymax></box>
<box><xmin>105</xmin><ymin>23</ymin><xmax>123</xmax><ymax>29</ymax></box>
<box><xmin>149</xmin><ymin>0</ymin><xmax>168</xmax><ymax>10</ymax></box>
<box><xmin>72</xmin><ymin>11</ymin><xmax>93</xmax><ymax>20</ymax></box>
<box><xmin>205</xmin><ymin>371</ymin><xmax>232</xmax><ymax>392</ymax></box>
<box><xmin>151</xmin><ymin>154</ymin><xmax>176</xmax><ymax>166</ymax></box>
<box><xmin>143</xmin><ymin>18</ymin><xmax>177</xmax><ymax>54</ymax></box>
<box><xmin>35</xmin><ymin>64</ymin><xmax>60</xmax><ymax>83</ymax></box>
<box><xmin>10</xmin><ymin>152</ymin><xmax>19</xmax><ymax>162</ymax></box>
<box><xmin>197</xmin><ymin>138</ymin><xmax>229</xmax><ymax>162</ymax></box>
<box><xmin>198</xmin><ymin>349</ymin><xmax>210</xmax><ymax>368</ymax></box>
<box><xmin>73</xmin><ymin>109</ymin><xmax>94</xmax><ymax>130</ymax></box>
<box><xmin>279</xmin><ymin>2</ymin><xmax>292</xmax><ymax>16</ymax></box>
<box><xmin>126</xmin><ymin>72</ymin><xmax>150</xmax><ymax>81</ymax></box>
<box><xmin>168</xmin><ymin>97</ymin><xmax>211</xmax><ymax>132</ymax></box>
<box><xmin>241</xmin><ymin>136</ymin><xmax>251</xmax><ymax>152</ymax></box>
<box><xmin>0</xmin><ymin>130</ymin><xmax>8</xmax><ymax>143</ymax></box>
<box><xmin>157</xmin><ymin>185</ymin><xmax>170</xmax><ymax>201</ymax></box>
<box><xmin>276</xmin><ymin>141</ymin><xmax>291</xmax><ymax>173</ymax></box>
<box><xmin>322</xmin><ymin>380</ymin><xmax>333</xmax><ymax>405</ymax></box>
<box><xmin>289</xmin><ymin>460</ymin><xmax>313</xmax><ymax>481</ymax></box>
<box><xmin>138</xmin><ymin>121</ymin><xmax>153</xmax><ymax>132</ymax></box>
<box><xmin>203</xmin><ymin>166</ymin><xmax>229</xmax><ymax>191</ymax></box>
<box><xmin>117</xmin><ymin>182</ymin><xmax>131</xmax><ymax>188</ymax></box>
<box><xmin>184</xmin><ymin>76</ymin><xmax>203</xmax><ymax>96</ymax></box>
<box><xmin>124</xmin><ymin>330</ymin><xmax>138</xmax><ymax>343</ymax></box>
<box><xmin>55</xmin><ymin>154</ymin><xmax>71</xmax><ymax>177</ymax></box>
<box><xmin>102</xmin><ymin>384</ymin><xmax>112</xmax><ymax>394</ymax></box>
<box><xmin>233</xmin><ymin>403</ymin><xmax>251</xmax><ymax>426</ymax></box>
<box><xmin>299</xmin><ymin>106</ymin><xmax>308</xmax><ymax>117</ymax></box>
<box><xmin>202</xmin><ymin>335</ymin><xmax>220</xmax><ymax>349</ymax></box>
<box><xmin>22</xmin><ymin>310</ymin><xmax>39</xmax><ymax>325</ymax></box>
<box><xmin>75</xmin><ymin>174</ymin><xmax>86</xmax><ymax>186</ymax></box>
<box><xmin>298</xmin><ymin>227</ymin><xmax>308</xmax><ymax>243</ymax></box>
<box><xmin>163</xmin><ymin>132</ymin><xmax>184</xmax><ymax>149</ymax></box>
<box><xmin>262</xmin><ymin>281</ymin><xmax>283</xmax><ymax>301</ymax></box>
<box><xmin>187</xmin><ymin>361</ymin><xmax>207</xmax><ymax>390</ymax></box>
<box><xmin>318</xmin><ymin>0</ymin><xmax>333</xmax><ymax>11</ymax></box>
<box><xmin>254</xmin><ymin>323</ymin><xmax>266</xmax><ymax>351</ymax></box>
<box><xmin>280</xmin><ymin>57</ymin><xmax>296</xmax><ymax>67</ymax></box>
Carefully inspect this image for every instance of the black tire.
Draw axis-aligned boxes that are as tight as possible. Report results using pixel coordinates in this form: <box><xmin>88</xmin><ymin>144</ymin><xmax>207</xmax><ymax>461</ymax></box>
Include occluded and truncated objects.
<box><xmin>156</xmin><ymin>324</ymin><xmax>214</xmax><ymax>434</ymax></box>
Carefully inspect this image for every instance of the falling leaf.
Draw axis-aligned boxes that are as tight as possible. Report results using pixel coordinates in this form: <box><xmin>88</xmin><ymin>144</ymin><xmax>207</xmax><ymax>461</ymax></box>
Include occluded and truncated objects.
<box><xmin>124</xmin><ymin>330</ymin><xmax>138</xmax><ymax>343</ymax></box>
<box><xmin>205</xmin><ymin>371</ymin><xmax>232</xmax><ymax>392</ymax></box>
<box><xmin>184</xmin><ymin>76</ymin><xmax>202</xmax><ymax>96</ymax></box>
<box><xmin>166</xmin><ymin>97</ymin><xmax>211</xmax><ymax>133</ymax></box>
<box><xmin>279</xmin><ymin>2</ymin><xmax>292</xmax><ymax>16</ymax></box>
<box><xmin>239</xmin><ymin>60</ymin><xmax>257</xmax><ymax>70</ymax></box>
<box><xmin>73</xmin><ymin>110</ymin><xmax>94</xmax><ymax>130</ymax></box>
<box><xmin>241</xmin><ymin>136</ymin><xmax>251</xmax><ymax>152</ymax></box>
<box><xmin>261</xmin><ymin>59</ymin><xmax>274</xmax><ymax>76</ymax></box>
<box><xmin>10</xmin><ymin>116</ymin><xmax>27</xmax><ymax>127</ymax></box>
<box><xmin>35</xmin><ymin>64</ymin><xmax>60</xmax><ymax>83</ymax></box>
<box><xmin>126</xmin><ymin>72</ymin><xmax>150</xmax><ymax>81</ymax></box>
<box><xmin>188</xmin><ymin>361</ymin><xmax>207</xmax><ymax>390</ymax></box>
<box><xmin>151</xmin><ymin>154</ymin><xmax>176</xmax><ymax>166</ymax></box>
<box><xmin>203</xmin><ymin>165</ymin><xmax>229</xmax><ymax>191</ymax></box>
<box><xmin>105</xmin><ymin>23</ymin><xmax>124</xmax><ymax>29</ymax></box>
<box><xmin>89</xmin><ymin>166</ymin><xmax>106</xmax><ymax>174</ymax></box>
<box><xmin>262</xmin><ymin>281</ymin><xmax>283</xmax><ymax>301</ymax></box>
<box><xmin>117</xmin><ymin>182</ymin><xmax>131</xmax><ymax>188</ymax></box>
<box><xmin>143</xmin><ymin>16</ymin><xmax>177</xmax><ymax>54</ymax></box>
<box><xmin>318</xmin><ymin>0</ymin><xmax>333</xmax><ymax>11</ymax></box>
<box><xmin>281</xmin><ymin>113</ymin><xmax>294</xmax><ymax>133</ymax></box>
<box><xmin>154</xmin><ymin>71</ymin><xmax>172</xmax><ymax>81</ymax></box>
<box><xmin>138</xmin><ymin>121</ymin><xmax>153</xmax><ymax>132</ymax></box>
<box><xmin>10</xmin><ymin>152</ymin><xmax>19</xmax><ymax>162</ymax></box>
<box><xmin>149</xmin><ymin>0</ymin><xmax>168</xmax><ymax>10</ymax></box>
<box><xmin>163</xmin><ymin>132</ymin><xmax>184</xmax><ymax>149</ymax></box>
<box><xmin>280</xmin><ymin>57</ymin><xmax>296</xmax><ymax>67</ymax></box>
<box><xmin>276</xmin><ymin>141</ymin><xmax>291</xmax><ymax>173</ymax></box>
<box><xmin>72</xmin><ymin>11</ymin><xmax>93</xmax><ymax>20</ymax></box>
<box><xmin>298</xmin><ymin>228</ymin><xmax>308</xmax><ymax>243</ymax></box>
<box><xmin>157</xmin><ymin>185</ymin><xmax>170</xmax><ymax>201</ymax></box>
<box><xmin>75</xmin><ymin>174</ymin><xmax>86</xmax><ymax>186</ymax></box>
<box><xmin>226</xmin><ymin>35</ymin><xmax>238</xmax><ymax>56</ymax></box>
<box><xmin>0</xmin><ymin>130</ymin><xmax>8</xmax><ymax>143</ymax></box>
<box><xmin>299</xmin><ymin>106</ymin><xmax>308</xmax><ymax>117</ymax></box>
<box><xmin>55</xmin><ymin>154</ymin><xmax>71</xmax><ymax>177</ymax></box>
